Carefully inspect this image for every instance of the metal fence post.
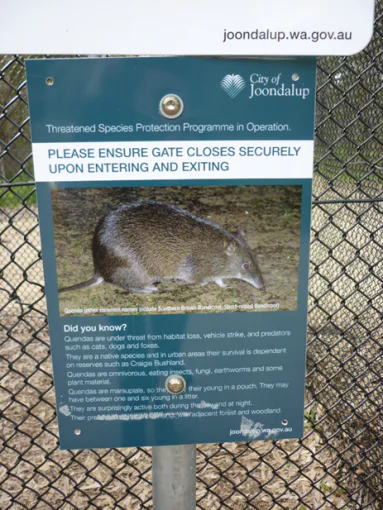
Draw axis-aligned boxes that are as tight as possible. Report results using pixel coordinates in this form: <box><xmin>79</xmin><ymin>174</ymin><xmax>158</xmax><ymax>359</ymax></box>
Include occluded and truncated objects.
<box><xmin>152</xmin><ymin>445</ymin><xmax>196</xmax><ymax>509</ymax></box>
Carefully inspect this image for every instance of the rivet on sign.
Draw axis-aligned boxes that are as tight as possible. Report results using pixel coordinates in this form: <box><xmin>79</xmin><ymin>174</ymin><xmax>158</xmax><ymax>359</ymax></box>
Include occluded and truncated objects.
<box><xmin>165</xmin><ymin>375</ymin><xmax>186</xmax><ymax>394</ymax></box>
<box><xmin>46</xmin><ymin>77</ymin><xmax>54</xmax><ymax>86</ymax></box>
<box><xmin>281</xmin><ymin>419</ymin><xmax>288</xmax><ymax>426</ymax></box>
<box><xmin>159</xmin><ymin>94</ymin><xmax>184</xmax><ymax>119</ymax></box>
<box><xmin>74</xmin><ymin>429</ymin><xmax>81</xmax><ymax>435</ymax></box>
<box><xmin>291</xmin><ymin>73</ymin><xmax>300</xmax><ymax>82</ymax></box>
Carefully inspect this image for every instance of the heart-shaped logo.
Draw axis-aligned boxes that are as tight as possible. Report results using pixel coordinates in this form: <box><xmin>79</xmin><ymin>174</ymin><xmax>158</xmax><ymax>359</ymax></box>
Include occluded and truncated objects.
<box><xmin>220</xmin><ymin>74</ymin><xmax>246</xmax><ymax>98</ymax></box>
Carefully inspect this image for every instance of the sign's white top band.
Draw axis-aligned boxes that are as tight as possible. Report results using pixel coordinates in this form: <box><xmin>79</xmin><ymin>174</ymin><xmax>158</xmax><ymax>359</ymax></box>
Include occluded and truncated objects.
<box><xmin>1</xmin><ymin>0</ymin><xmax>374</xmax><ymax>55</ymax></box>
<box><xmin>32</xmin><ymin>140</ymin><xmax>314</xmax><ymax>182</ymax></box>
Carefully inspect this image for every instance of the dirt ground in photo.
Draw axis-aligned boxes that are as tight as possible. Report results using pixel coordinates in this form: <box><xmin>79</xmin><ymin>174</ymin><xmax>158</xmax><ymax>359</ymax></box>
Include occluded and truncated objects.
<box><xmin>51</xmin><ymin>185</ymin><xmax>302</xmax><ymax>317</ymax></box>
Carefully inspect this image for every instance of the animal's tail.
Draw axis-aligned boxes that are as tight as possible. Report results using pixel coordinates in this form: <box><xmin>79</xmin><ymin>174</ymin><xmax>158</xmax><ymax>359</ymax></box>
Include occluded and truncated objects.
<box><xmin>58</xmin><ymin>276</ymin><xmax>104</xmax><ymax>293</ymax></box>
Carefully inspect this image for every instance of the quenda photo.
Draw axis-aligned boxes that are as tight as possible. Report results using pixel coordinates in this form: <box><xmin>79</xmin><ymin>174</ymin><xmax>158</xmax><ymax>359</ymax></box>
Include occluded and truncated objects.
<box><xmin>52</xmin><ymin>184</ymin><xmax>302</xmax><ymax>316</ymax></box>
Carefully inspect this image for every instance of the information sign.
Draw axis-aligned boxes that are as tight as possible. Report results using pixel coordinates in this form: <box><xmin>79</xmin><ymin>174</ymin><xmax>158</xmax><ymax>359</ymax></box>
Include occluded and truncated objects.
<box><xmin>26</xmin><ymin>57</ymin><xmax>316</xmax><ymax>449</ymax></box>
<box><xmin>2</xmin><ymin>0</ymin><xmax>375</xmax><ymax>56</ymax></box>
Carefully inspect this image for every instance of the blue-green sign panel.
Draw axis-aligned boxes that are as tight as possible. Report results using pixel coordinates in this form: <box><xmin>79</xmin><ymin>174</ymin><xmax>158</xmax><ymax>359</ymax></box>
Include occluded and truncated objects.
<box><xmin>26</xmin><ymin>57</ymin><xmax>316</xmax><ymax>449</ymax></box>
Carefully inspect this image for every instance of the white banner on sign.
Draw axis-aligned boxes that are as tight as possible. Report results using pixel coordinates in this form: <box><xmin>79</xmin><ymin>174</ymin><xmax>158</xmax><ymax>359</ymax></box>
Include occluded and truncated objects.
<box><xmin>32</xmin><ymin>140</ymin><xmax>314</xmax><ymax>182</ymax></box>
<box><xmin>1</xmin><ymin>0</ymin><xmax>374</xmax><ymax>56</ymax></box>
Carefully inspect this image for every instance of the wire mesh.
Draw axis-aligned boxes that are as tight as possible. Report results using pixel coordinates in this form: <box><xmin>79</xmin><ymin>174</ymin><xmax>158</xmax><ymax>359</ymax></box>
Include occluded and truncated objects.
<box><xmin>1</xmin><ymin>4</ymin><xmax>383</xmax><ymax>508</ymax></box>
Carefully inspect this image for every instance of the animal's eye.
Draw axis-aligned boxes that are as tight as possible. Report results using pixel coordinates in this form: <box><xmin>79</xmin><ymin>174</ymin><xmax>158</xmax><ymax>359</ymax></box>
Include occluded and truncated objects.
<box><xmin>243</xmin><ymin>263</ymin><xmax>250</xmax><ymax>270</ymax></box>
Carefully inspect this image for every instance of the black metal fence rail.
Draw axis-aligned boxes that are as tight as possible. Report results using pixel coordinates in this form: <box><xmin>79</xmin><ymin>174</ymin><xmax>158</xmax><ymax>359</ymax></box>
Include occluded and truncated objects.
<box><xmin>1</xmin><ymin>3</ymin><xmax>383</xmax><ymax>507</ymax></box>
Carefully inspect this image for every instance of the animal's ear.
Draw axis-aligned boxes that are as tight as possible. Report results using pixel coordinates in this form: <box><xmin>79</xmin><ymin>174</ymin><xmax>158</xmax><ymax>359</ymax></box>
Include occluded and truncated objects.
<box><xmin>233</xmin><ymin>229</ymin><xmax>246</xmax><ymax>240</ymax></box>
<box><xmin>224</xmin><ymin>240</ymin><xmax>237</xmax><ymax>256</ymax></box>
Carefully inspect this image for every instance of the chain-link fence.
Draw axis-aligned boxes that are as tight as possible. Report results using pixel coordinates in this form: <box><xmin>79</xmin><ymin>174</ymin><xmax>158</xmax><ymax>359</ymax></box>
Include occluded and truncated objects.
<box><xmin>1</xmin><ymin>4</ymin><xmax>383</xmax><ymax>508</ymax></box>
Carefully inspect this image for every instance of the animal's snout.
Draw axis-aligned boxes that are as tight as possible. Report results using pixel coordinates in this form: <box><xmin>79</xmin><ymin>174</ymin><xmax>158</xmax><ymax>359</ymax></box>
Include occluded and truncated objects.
<box><xmin>253</xmin><ymin>275</ymin><xmax>265</xmax><ymax>290</ymax></box>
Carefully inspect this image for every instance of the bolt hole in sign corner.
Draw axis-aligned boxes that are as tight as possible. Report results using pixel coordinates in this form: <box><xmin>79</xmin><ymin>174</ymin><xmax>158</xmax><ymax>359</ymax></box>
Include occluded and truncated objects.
<box><xmin>1</xmin><ymin>0</ymin><xmax>376</xmax><ymax>56</ymax></box>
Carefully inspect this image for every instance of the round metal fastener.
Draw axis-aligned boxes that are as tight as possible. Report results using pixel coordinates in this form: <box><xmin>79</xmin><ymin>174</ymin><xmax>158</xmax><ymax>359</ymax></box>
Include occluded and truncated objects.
<box><xmin>291</xmin><ymin>73</ymin><xmax>300</xmax><ymax>82</ymax></box>
<box><xmin>74</xmin><ymin>429</ymin><xmax>81</xmax><ymax>435</ymax></box>
<box><xmin>165</xmin><ymin>375</ymin><xmax>186</xmax><ymax>394</ymax></box>
<box><xmin>159</xmin><ymin>94</ymin><xmax>184</xmax><ymax>119</ymax></box>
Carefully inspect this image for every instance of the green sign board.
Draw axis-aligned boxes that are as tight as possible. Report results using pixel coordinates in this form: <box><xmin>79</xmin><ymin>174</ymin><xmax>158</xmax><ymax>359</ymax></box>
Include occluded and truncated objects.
<box><xmin>26</xmin><ymin>57</ymin><xmax>316</xmax><ymax>449</ymax></box>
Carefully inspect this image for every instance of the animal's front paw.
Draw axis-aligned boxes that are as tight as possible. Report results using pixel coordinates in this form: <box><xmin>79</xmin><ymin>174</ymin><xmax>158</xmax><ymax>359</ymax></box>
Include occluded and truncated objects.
<box><xmin>214</xmin><ymin>279</ymin><xmax>231</xmax><ymax>289</ymax></box>
<box><xmin>145</xmin><ymin>285</ymin><xmax>159</xmax><ymax>293</ymax></box>
<box><xmin>131</xmin><ymin>285</ymin><xmax>158</xmax><ymax>294</ymax></box>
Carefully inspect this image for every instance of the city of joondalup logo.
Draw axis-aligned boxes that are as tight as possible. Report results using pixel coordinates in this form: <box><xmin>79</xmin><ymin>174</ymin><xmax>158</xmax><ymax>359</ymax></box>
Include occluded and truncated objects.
<box><xmin>221</xmin><ymin>72</ymin><xmax>311</xmax><ymax>100</ymax></box>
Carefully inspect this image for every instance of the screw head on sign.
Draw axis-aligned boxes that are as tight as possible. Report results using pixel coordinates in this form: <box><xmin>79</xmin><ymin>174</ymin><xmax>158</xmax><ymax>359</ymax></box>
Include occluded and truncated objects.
<box><xmin>165</xmin><ymin>375</ymin><xmax>186</xmax><ymax>394</ymax></box>
<box><xmin>159</xmin><ymin>94</ymin><xmax>184</xmax><ymax>119</ymax></box>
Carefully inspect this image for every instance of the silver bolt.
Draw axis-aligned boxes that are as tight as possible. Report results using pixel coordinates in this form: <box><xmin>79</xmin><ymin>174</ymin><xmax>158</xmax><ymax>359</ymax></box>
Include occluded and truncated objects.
<box><xmin>281</xmin><ymin>419</ymin><xmax>288</xmax><ymax>426</ymax></box>
<box><xmin>74</xmin><ymin>429</ymin><xmax>81</xmax><ymax>435</ymax></box>
<box><xmin>165</xmin><ymin>375</ymin><xmax>186</xmax><ymax>394</ymax></box>
<box><xmin>292</xmin><ymin>73</ymin><xmax>300</xmax><ymax>82</ymax></box>
<box><xmin>159</xmin><ymin>94</ymin><xmax>183</xmax><ymax>119</ymax></box>
<box><xmin>46</xmin><ymin>77</ymin><xmax>54</xmax><ymax>86</ymax></box>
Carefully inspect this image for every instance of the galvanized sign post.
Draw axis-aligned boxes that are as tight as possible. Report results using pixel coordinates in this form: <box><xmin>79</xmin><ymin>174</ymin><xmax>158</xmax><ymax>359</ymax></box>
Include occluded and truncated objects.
<box><xmin>153</xmin><ymin>445</ymin><xmax>196</xmax><ymax>509</ymax></box>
